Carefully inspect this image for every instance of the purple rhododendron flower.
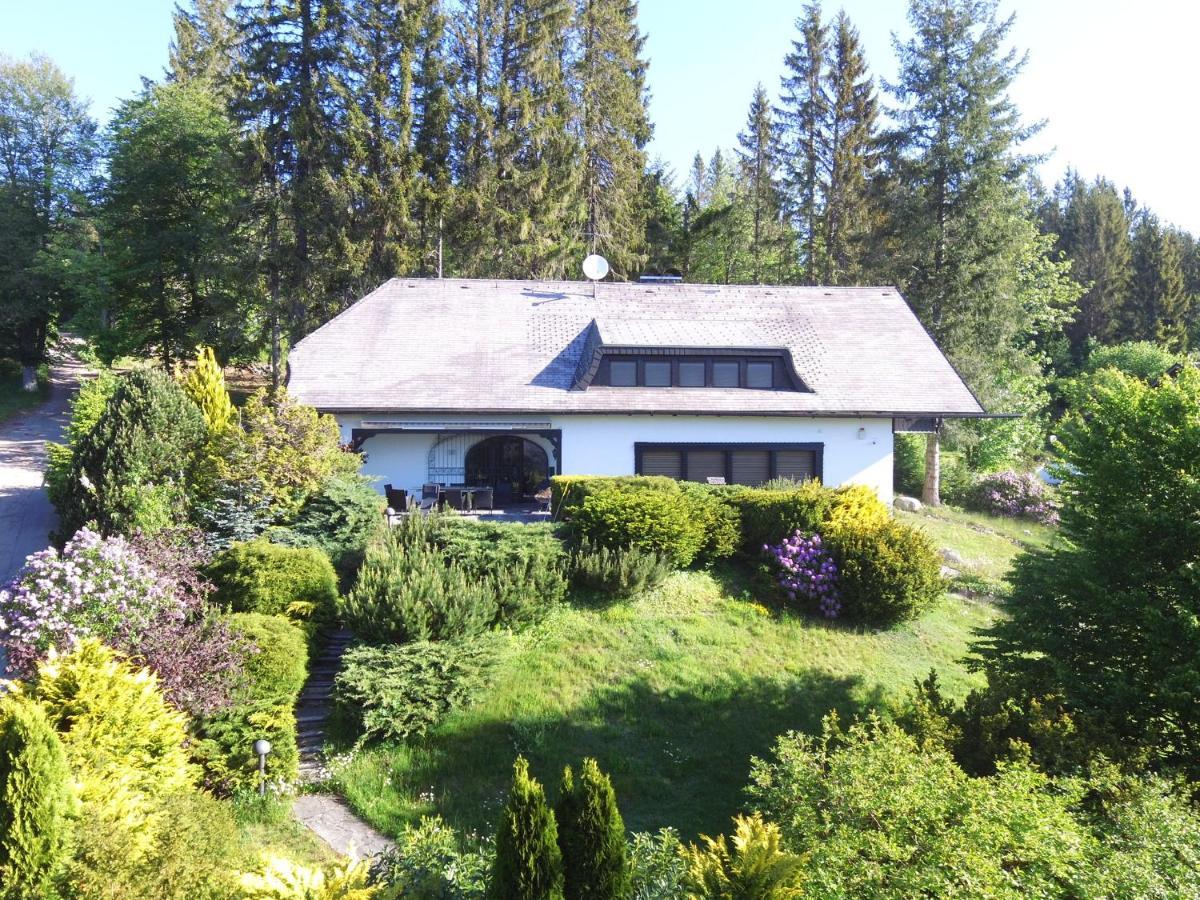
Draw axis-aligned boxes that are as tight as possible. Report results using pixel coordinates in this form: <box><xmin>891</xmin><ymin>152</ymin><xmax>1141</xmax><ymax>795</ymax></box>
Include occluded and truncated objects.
<box><xmin>764</xmin><ymin>530</ymin><xmax>842</xmax><ymax>618</ymax></box>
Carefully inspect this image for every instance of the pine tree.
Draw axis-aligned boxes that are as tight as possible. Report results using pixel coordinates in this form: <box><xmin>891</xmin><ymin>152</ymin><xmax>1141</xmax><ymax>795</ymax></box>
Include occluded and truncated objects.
<box><xmin>821</xmin><ymin>10</ymin><xmax>877</xmax><ymax>285</ymax></box>
<box><xmin>778</xmin><ymin>2</ymin><xmax>827</xmax><ymax>283</ymax></box>
<box><xmin>1126</xmin><ymin>213</ymin><xmax>1192</xmax><ymax>351</ymax></box>
<box><xmin>737</xmin><ymin>84</ymin><xmax>785</xmax><ymax>284</ymax></box>
<box><xmin>556</xmin><ymin>759</ymin><xmax>630</xmax><ymax>900</ymax></box>
<box><xmin>0</xmin><ymin>696</ymin><xmax>76</xmax><ymax>896</ymax></box>
<box><xmin>575</xmin><ymin>0</ymin><xmax>653</xmax><ymax>278</ymax></box>
<box><xmin>492</xmin><ymin>756</ymin><xmax>564</xmax><ymax>900</ymax></box>
<box><xmin>641</xmin><ymin>162</ymin><xmax>683</xmax><ymax>275</ymax></box>
<box><xmin>881</xmin><ymin>0</ymin><xmax>1043</xmax><ymax>503</ymax></box>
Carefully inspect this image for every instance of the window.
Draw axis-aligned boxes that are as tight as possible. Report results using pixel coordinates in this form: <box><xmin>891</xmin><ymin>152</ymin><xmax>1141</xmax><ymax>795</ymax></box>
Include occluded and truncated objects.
<box><xmin>712</xmin><ymin>361</ymin><xmax>740</xmax><ymax>387</ymax></box>
<box><xmin>636</xmin><ymin>443</ymin><xmax>821</xmax><ymax>486</ymax></box>
<box><xmin>610</xmin><ymin>360</ymin><xmax>637</xmax><ymax>386</ymax></box>
<box><xmin>644</xmin><ymin>361</ymin><xmax>672</xmax><ymax>387</ymax></box>
<box><xmin>678</xmin><ymin>361</ymin><xmax>706</xmax><ymax>387</ymax></box>
<box><xmin>746</xmin><ymin>362</ymin><xmax>774</xmax><ymax>389</ymax></box>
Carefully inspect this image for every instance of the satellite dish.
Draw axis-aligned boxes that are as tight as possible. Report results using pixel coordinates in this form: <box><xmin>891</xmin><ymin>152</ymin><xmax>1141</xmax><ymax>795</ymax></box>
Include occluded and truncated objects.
<box><xmin>582</xmin><ymin>254</ymin><xmax>610</xmax><ymax>281</ymax></box>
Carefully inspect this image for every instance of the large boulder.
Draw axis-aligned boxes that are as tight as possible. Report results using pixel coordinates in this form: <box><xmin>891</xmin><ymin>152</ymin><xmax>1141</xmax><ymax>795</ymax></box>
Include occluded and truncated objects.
<box><xmin>893</xmin><ymin>495</ymin><xmax>922</xmax><ymax>512</ymax></box>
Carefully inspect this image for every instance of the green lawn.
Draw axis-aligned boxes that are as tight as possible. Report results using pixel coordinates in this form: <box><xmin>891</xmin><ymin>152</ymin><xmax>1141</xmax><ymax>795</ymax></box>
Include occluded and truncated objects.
<box><xmin>0</xmin><ymin>361</ymin><xmax>49</xmax><ymax>422</ymax></box>
<box><xmin>334</xmin><ymin>562</ymin><xmax>1001</xmax><ymax>842</ymax></box>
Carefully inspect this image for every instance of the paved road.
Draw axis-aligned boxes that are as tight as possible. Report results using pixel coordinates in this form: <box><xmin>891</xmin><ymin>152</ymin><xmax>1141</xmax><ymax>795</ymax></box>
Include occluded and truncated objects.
<box><xmin>0</xmin><ymin>347</ymin><xmax>87</xmax><ymax>584</ymax></box>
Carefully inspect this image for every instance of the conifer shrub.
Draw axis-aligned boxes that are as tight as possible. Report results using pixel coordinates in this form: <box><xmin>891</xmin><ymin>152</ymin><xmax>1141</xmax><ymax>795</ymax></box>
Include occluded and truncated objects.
<box><xmin>828</xmin><ymin>519</ymin><xmax>943</xmax><ymax>625</ymax></box>
<box><xmin>724</xmin><ymin>480</ymin><xmax>834</xmax><ymax>553</ymax></box>
<box><xmin>556</xmin><ymin>759</ymin><xmax>630</xmax><ymax>900</ymax></box>
<box><xmin>227</xmin><ymin>613</ymin><xmax>309</xmax><ymax>704</ymax></box>
<box><xmin>268</xmin><ymin>472</ymin><xmax>385</xmax><ymax>588</ymax></box>
<box><xmin>569</xmin><ymin>540</ymin><xmax>673</xmax><ymax>599</ymax></box>
<box><xmin>332</xmin><ymin>641</ymin><xmax>491</xmax><ymax>744</ymax></box>
<box><xmin>568</xmin><ymin>487</ymin><xmax>705</xmax><ymax>568</ymax></box>
<box><xmin>194</xmin><ymin>699</ymin><xmax>300</xmax><ymax>792</ymax></box>
<box><xmin>207</xmin><ymin>539</ymin><xmax>339</xmax><ymax>635</ymax></box>
<box><xmin>491</xmin><ymin>756</ymin><xmax>564</xmax><ymax>900</ymax></box>
<box><xmin>0</xmin><ymin>696</ymin><xmax>75</xmax><ymax>896</ymax></box>
<box><xmin>57</xmin><ymin>368</ymin><xmax>206</xmax><ymax>537</ymax></box>
<box><xmin>679</xmin><ymin>814</ymin><xmax>802</xmax><ymax>900</ymax></box>
<box><xmin>825</xmin><ymin>484</ymin><xmax>890</xmax><ymax>533</ymax></box>
<box><xmin>178</xmin><ymin>345</ymin><xmax>234</xmax><ymax>434</ymax></box>
<box><xmin>45</xmin><ymin>370</ymin><xmax>118</xmax><ymax>516</ymax></box>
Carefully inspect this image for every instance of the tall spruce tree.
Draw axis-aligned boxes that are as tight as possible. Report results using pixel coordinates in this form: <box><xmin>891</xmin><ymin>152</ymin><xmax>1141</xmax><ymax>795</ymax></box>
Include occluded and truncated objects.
<box><xmin>736</xmin><ymin>84</ymin><xmax>786</xmax><ymax>283</ymax></box>
<box><xmin>1126</xmin><ymin>213</ymin><xmax>1192</xmax><ymax>351</ymax></box>
<box><xmin>168</xmin><ymin>0</ymin><xmax>237</xmax><ymax>85</ymax></box>
<box><xmin>556</xmin><ymin>759</ymin><xmax>630</xmax><ymax>900</ymax></box>
<box><xmin>821</xmin><ymin>10</ymin><xmax>877</xmax><ymax>285</ymax></box>
<box><xmin>575</xmin><ymin>0</ymin><xmax>652</xmax><ymax>278</ymax></box>
<box><xmin>778</xmin><ymin>2</ymin><xmax>827</xmax><ymax>283</ymax></box>
<box><xmin>345</xmin><ymin>0</ymin><xmax>429</xmax><ymax>282</ymax></box>
<box><xmin>881</xmin><ymin>0</ymin><xmax>1043</xmax><ymax>503</ymax></box>
<box><xmin>412</xmin><ymin>1</ymin><xmax>451</xmax><ymax>276</ymax></box>
<box><xmin>1047</xmin><ymin>172</ymin><xmax>1133</xmax><ymax>360</ymax></box>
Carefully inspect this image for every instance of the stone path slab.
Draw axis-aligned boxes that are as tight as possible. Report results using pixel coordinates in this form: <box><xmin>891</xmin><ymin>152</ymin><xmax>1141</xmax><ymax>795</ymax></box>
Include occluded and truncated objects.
<box><xmin>292</xmin><ymin>793</ymin><xmax>395</xmax><ymax>859</ymax></box>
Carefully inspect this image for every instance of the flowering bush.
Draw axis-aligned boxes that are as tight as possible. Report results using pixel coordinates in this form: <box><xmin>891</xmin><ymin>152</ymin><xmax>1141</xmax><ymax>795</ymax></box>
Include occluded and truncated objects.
<box><xmin>0</xmin><ymin>528</ymin><xmax>244</xmax><ymax>715</ymax></box>
<box><xmin>765</xmin><ymin>531</ymin><xmax>841</xmax><ymax>618</ymax></box>
<box><xmin>965</xmin><ymin>471</ymin><xmax>1059</xmax><ymax>525</ymax></box>
<box><xmin>0</xmin><ymin>529</ymin><xmax>173</xmax><ymax>676</ymax></box>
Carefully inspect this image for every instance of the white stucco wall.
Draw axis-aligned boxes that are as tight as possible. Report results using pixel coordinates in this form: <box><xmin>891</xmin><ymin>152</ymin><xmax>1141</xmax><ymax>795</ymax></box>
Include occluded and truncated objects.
<box><xmin>336</xmin><ymin>414</ymin><xmax>894</xmax><ymax>502</ymax></box>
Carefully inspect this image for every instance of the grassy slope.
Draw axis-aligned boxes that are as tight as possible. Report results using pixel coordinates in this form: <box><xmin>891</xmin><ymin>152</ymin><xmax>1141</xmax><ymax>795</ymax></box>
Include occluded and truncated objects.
<box><xmin>336</xmin><ymin>562</ymin><xmax>1001</xmax><ymax>842</ymax></box>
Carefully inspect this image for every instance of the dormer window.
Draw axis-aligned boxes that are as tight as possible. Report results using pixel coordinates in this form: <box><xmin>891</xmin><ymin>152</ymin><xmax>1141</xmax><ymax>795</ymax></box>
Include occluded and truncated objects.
<box><xmin>591</xmin><ymin>353</ymin><xmax>803</xmax><ymax>391</ymax></box>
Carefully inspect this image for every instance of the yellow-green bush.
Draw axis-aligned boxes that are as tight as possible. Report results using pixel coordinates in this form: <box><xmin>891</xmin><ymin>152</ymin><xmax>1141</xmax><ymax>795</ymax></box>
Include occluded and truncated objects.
<box><xmin>238</xmin><ymin>856</ymin><xmax>378</xmax><ymax>899</ymax></box>
<box><xmin>831</xmin><ymin>520</ymin><xmax>944</xmax><ymax>625</ymax></box>
<box><xmin>826</xmin><ymin>484</ymin><xmax>890</xmax><ymax>534</ymax></box>
<box><xmin>0</xmin><ymin>696</ymin><xmax>76</xmax><ymax>897</ymax></box>
<box><xmin>227</xmin><ymin>613</ymin><xmax>309</xmax><ymax>704</ymax></box>
<box><xmin>680</xmin><ymin>813</ymin><xmax>802</xmax><ymax>899</ymax></box>
<box><xmin>195</xmin><ymin>699</ymin><xmax>300</xmax><ymax>793</ymax></box>
<box><xmin>207</xmin><ymin>539</ymin><xmax>338</xmax><ymax>640</ymax></box>
<box><xmin>570</xmin><ymin>486</ymin><xmax>707</xmax><ymax>568</ymax></box>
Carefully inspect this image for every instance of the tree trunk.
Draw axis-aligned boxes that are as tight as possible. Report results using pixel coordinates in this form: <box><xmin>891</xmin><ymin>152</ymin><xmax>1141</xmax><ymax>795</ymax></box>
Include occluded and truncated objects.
<box><xmin>922</xmin><ymin>428</ymin><xmax>941</xmax><ymax>507</ymax></box>
<box><xmin>21</xmin><ymin>364</ymin><xmax>38</xmax><ymax>392</ymax></box>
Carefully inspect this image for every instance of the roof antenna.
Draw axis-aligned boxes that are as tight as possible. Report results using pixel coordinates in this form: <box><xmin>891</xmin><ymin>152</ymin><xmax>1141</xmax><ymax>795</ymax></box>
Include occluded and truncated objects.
<box><xmin>582</xmin><ymin>253</ymin><xmax>609</xmax><ymax>299</ymax></box>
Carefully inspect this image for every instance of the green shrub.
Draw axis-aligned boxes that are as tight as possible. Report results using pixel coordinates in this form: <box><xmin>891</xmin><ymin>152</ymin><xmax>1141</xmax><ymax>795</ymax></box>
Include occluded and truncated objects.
<box><xmin>195</xmin><ymin>699</ymin><xmax>299</xmax><ymax>792</ymax></box>
<box><xmin>680</xmin><ymin>814</ymin><xmax>802</xmax><ymax>900</ymax></box>
<box><xmin>628</xmin><ymin>829</ymin><xmax>686</xmax><ymax>900</ymax></box>
<box><xmin>570</xmin><ymin>541</ymin><xmax>673</xmax><ymax>599</ymax></box>
<box><xmin>556</xmin><ymin>759</ymin><xmax>630</xmax><ymax>900</ymax></box>
<box><xmin>825</xmin><ymin>484</ymin><xmax>890</xmax><ymax>533</ymax></box>
<box><xmin>238</xmin><ymin>855</ymin><xmax>378</xmax><ymax>899</ymax></box>
<box><xmin>491</xmin><ymin>756</ymin><xmax>564</xmax><ymax>900</ymax></box>
<box><xmin>343</xmin><ymin>515</ymin><xmax>566</xmax><ymax>643</ymax></box>
<box><xmin>45</xmin><ymin>371</ymin><xmax>119</xmax><ymax>517</ymax></box>
<box><xmin>57</xmin><ymin>369</ymin><xmax>206</xmax><ymax>538</ymax></box>
<box><xmin>207</xmin><ymin>539</ymin><xmax>338</xmax><ymax>633</ymax></box>
<box><xmin>431</xmin><ymin>520</ymin><xmax>569</xmax><ymax>624</ymax></box>
<box><xmin>333</xmin><ymin>641</ymin><xmax>491</xmax><ymax>744</ymax></box>
<box><xmin>268</xmin><ymin>473</ymin><xmax>384</xmax><ymax>588</ymax></box>
<box><xmin>569</xmin><ymin>488</ymin><xmax>705</xmax><ymax>568</ymax></box>
<box><xmin>1082</xmin><ymin>339</ymin><xmax>1186</xmax><ymax>380</ymax></box>
<box><xmin>0</xmin><ymin>696</ymin><xmax>75</xmax><ymax>897</ymax></box>
<box><xmin>373</xmin><ymin>816</ymin><xmax>492</xmax><ymax>899</ymax></box>
<box><xmin>747</xmin><ymin>716</ymin><xmax>1093</xmax><ymax>896</ymax></box>
<box><xmin>227</xmin><ymin>613</ymin><xmax>309</xmax><ymax>704</ymax></box>
<box><xmin>724</xmin><ymin>481</ymin><xmax>834</xmax><ymax>553</ymax></box>
<box><xmin>829</xmin><ymin>519</ymin><xmax>943</xmax><ymax>625</ymax></box>
<box><xmin>343</xmin><ymin>530</ymin><xmax>499</xmax><ymax>644</ymax></box>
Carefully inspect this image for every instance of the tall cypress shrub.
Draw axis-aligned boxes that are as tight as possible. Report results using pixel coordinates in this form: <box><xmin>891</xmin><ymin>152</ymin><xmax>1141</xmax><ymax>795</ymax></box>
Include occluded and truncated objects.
<box><xmin>491</xmin><ymin>756</ymin><xmax>564</xmax><ymax>900</ymax></box>
<box><xmin>0</xmin><ymin>696</ymin><xmax>75</xmax><ymax>896</ymax></box>
<box><xmin>557</xmin><ymin>759</ymin><xmax>630</xmax><ymax>900</ymax></box>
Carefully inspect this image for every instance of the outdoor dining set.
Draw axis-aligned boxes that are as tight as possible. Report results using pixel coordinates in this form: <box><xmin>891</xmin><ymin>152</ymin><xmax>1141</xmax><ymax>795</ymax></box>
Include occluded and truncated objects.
<box><xmin>383</xmin><ymin>482</ymin><xmax>494</xmax><ymax>515</ymax></box>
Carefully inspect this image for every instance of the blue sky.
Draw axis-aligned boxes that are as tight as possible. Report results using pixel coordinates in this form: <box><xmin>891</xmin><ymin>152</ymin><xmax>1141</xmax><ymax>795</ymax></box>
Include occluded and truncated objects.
<box><xmin>4</xmin><ymin>0</ymin><xmax>1198</xmax><ymax>232</ymax></box>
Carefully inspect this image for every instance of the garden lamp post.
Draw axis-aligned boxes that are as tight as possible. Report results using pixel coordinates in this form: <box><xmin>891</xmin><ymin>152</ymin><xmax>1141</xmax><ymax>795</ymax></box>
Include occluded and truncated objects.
<box><xmin>253</xmin><ymin>739</ymin><xmax>272</xmax><ymax>796</ymax></box>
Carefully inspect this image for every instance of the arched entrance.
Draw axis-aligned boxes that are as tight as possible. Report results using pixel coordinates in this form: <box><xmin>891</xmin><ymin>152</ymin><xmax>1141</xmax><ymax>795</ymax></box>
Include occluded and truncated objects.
<box><xmin>465</xmin><ymin>436</ymin><xmax>549</xmax><ymax>503</ymax></box>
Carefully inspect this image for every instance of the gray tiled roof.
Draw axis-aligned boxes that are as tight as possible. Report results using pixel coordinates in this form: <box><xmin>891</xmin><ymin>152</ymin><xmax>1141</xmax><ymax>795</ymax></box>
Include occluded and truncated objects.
<box><xmin>287</xmin><ymin>278</ymin><xmax>985</xmax><ymax>417</ymax></box>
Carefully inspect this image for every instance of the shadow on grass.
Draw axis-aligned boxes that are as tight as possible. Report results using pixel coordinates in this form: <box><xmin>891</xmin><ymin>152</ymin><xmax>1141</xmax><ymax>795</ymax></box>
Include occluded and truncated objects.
<box><xmin>339</xmin><ymin>668</ymin><xmax>884</xmax><ymax>842</ymax></box>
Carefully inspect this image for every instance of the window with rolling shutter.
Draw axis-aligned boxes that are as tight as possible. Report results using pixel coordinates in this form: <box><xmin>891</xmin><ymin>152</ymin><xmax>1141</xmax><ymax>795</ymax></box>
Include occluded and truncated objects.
<box><xmin>730</xmin><ymin>450</ymin><xmax>770</xmax><ymax>485</ymax></box>
<box><xmin>775</xmin><ymin>450</ymin><xmax>815</xmax><ymax>481</ymax></box>
<box><xmin>640</xmin><ymin>449</ymin><xmax>682</xmax><ymax>478</ymax></box>
<box><xmin>686</xmin><ymin>451</ymin><xmax>725</xmax><ymax>483</ymax></box>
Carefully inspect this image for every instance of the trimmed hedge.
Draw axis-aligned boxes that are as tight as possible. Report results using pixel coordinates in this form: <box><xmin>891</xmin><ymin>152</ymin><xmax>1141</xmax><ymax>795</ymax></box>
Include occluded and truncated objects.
<box><xmin>206</xmin><ymin>539</ymin><xmax>338</xmax><ymax>643</ymax></box>
<box><xmin>829</xmin><ymin>519</ymin><xmax>944</xmax><ymax>625</ymax></box>
<box><xmin>722</xmin><ymin>480</ymin><xmax>834</xmax><ymax>553</ymax></box>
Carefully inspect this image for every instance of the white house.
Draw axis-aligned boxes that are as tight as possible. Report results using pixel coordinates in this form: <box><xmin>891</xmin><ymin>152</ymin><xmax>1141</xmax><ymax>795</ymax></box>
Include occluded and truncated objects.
<box><xmin>286</xmin><ymin>278</ymin><xmax>986</xmax><ymax>505</ymax></box>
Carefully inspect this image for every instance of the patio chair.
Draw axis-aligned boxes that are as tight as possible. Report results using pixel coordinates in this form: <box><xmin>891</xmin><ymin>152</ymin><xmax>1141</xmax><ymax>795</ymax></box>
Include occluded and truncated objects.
<box><xmin>421</xmin><ymin>483</ymin><xmax>441</xmax><ymax>500</ymax></box>
<box><xmin>441</xmin><ymin>487</ymin><xmax>465</xmax><ymax>511</ymax></box>
<box><xmin>384</xmin><ymin>484</ymin><xmax>408</xmax><ymax>510</ymax></box>
<box><xmin>472</xmin><ymin>486</ymin><xmax>494</xmax><ymax>510</ymax></box>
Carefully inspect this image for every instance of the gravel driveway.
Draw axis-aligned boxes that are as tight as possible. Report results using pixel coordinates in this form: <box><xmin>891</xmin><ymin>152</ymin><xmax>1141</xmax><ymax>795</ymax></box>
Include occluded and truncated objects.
<box><xmin>0</xmin><ymin>346</ymin><xmax>87</xmax><ymax>584</ymax></box>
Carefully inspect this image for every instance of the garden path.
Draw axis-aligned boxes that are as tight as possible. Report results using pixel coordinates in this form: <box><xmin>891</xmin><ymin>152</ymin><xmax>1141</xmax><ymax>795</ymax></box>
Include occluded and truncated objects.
<box><xmin>0</xmin><ymin>341</ymin><xmax>87</xmax><ymax>586</ymax></box>
<box><xmin>292</xmin><ymin>628</ymin><xmax>395</xmax><ymax>857</ymax></box>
